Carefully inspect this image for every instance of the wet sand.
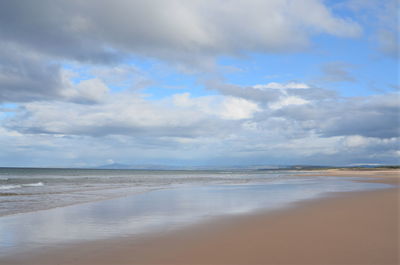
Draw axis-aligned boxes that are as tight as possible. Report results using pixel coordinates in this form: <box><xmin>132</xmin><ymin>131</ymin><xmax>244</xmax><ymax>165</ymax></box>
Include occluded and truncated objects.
<box><xmin>3</xmin><ymin>170</ymin><xmax>399</xmax><ymax>265</ymax></box>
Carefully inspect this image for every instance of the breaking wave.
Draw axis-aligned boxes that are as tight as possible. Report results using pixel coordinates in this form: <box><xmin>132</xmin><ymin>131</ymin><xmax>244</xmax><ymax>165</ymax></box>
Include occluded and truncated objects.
<box><xmin>0</xmin><ymin>182</ymin><xmax>44</xmax><ymax>190</ymax></box>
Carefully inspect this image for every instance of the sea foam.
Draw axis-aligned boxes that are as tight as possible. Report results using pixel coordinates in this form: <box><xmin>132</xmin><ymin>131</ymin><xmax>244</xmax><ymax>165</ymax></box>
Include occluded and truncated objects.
<box><xmin>23</xmin><ymin>182</ymin><xmax>44</xmax><ymax>187</ymax></box>
<box><xmin>0</xmin><ymin>182</ymin><xmax>44</xmax><ymax>190</ymax></box>
<box><xmin>0</xmin><ymin>184</ymin><xmax>21</xmax><ymax>190</ymax></box>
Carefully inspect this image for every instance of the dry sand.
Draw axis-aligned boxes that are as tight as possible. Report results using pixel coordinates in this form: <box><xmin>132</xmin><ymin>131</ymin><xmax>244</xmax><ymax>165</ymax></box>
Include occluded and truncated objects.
<box><xmin>3</xmin><ymin>170</ymin><xmax>399</xmax><ymax>265</ymax></box>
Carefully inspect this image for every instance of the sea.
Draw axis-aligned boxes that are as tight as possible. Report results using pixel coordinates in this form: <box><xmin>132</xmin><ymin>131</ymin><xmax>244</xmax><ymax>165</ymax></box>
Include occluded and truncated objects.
<box><xmin>0</xmin><ymin>167</ymin><xmax>392</xmax><ymax>257</ymax></box>
<box><xmin>0</xmin><ymin>167</ymin><xmax>390</xmax><ymax>217</ymax></box>
<box><xmin>0</xmin><ymin>167</ymin><xmax>307</xmax><ymax>216</ymax></box>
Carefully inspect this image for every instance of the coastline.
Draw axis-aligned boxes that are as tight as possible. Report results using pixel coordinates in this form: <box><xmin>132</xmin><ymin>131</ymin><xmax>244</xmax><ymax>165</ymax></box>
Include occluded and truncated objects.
<box><xmin>296</xmin><ymin>169</ymin><xmax>400</xmax><ymax>184</ymax></box>
<box><xmin>2</xmin><ymin>170</ymin><xmax>399</xmax><ymax>265</ymax></box>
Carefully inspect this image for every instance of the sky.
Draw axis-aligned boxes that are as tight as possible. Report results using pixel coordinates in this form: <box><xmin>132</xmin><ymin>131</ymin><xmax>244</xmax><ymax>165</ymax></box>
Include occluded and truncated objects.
<box><xmin>0</xmin><ymin>0</ymin><xmax>399</xmax><ymax>168</ymax></box>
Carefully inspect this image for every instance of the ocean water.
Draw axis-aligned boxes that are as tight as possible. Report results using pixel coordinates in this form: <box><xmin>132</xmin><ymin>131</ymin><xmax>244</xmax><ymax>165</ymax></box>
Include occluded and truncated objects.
<box><xmin>0</xmin><ymin>168</ymin><xmax>392</xmax><ymax>258</ymax></box>
<box><xmin>0</xmin><ymin>167</ymin><xmax>304</xmax><ymax>216</ymax></box>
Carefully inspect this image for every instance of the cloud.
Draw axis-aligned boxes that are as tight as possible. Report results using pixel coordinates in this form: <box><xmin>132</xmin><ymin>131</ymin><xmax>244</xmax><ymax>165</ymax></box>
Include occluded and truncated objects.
<box><xmin>3</xmin><ymin>79</ymin><xmax>398</xmax><ymax>165</ymax></box>
<box><xmin>372</xmin><ymin>0</ymin><xmax>399</xmax><ymax>58</ymax></box>
<box><xmin>270</xmin><ymin>92</ymin><xmax>400</xmax><ymax>139</ymax></box>
<box><xmin>269</xmin><ymin>96</ymin><xmax>309</xmax><ymax>110</ymax></box>
<box><xmin>0</xmin><ymin>0</ymin><xmax>364</xmax><ymax>104</ymax></box>
<box><xmin>253</xmin><ymin>82</ymin><xmax>311</xmax><ymax>90</ymax></box>
<box><xmin>207</xmin><ymin>81</ymin><xmax>336</xmax><ymax>106</ymax></box>
<box><xmin>319</xmin><ymin>93</ymin><xmax>400</xmax><ymax>138</ymax></box>
<box><xmin>0</xmin><ymin>1</ymin><xmax>122</xmax><ymax>64</ymax></box>
<box><xmin>89</xmin><ymin>65</ymin><xmax>151</xmax><ymax>91</ymax></box>
<box><xmin>376</xmin><ymin>29</ymin><xmax>399</xmax><ymax>58</ymax></box>
<box><xmin>60</xmin><ymin>78</ymin><xmax>110</xmax><ymax>103</ymax></box>
<box><xmin>0</xmin><ymin>0</ymin><xmax>361</xmax><ymax>67</ymax></box>
<box><xmin>336</xmin><ymin>0</ymin><xmax>399</xmax><ymax>58</ymax></box>
<box><xmin>58</xmin><ymin>65</ymin><xmax>150</xmax><ymax>103</ymax></box>
<box><xmin>172</xmin><ymin>93</ymin><xmax>260</xmax><ymax>120</ymax></box>
<box><xmin>204</xmin><ymin>80</ymin><xmax>398</xmax><ymax>142</ymax></box>
<box><xmin>205</xmin><ymin>80</ymin><xmax>281</xmax><ymax>103</ymax></box>
<box><xmin>1</xmin><ymin>68</ymin><xmax>397</xmax><ymax>166</ymax></box>
<box><xmin>7</xmin><ymin>91</ymin><xmax>247</xmax><ymax>139</ymax></box>
<box><xmin>319</xmin><ymin>62</ymin><xmax>356</xmax><ymax>83</ymax></box>
<box><xmin>0</xmin><ymin>44</ymin><xmax>63</xmax><ymax>103</ymax></box>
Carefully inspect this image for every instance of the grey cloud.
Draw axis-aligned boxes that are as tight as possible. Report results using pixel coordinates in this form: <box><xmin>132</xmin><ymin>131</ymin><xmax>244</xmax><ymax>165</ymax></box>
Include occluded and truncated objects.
<box><xmin>322</xmin><ymin>111</ymin><xmax>398</xmax><ymax>138</ymax></box>
<box><xmin>0</xmin><ymin>49</ymin><xmax>148</xmax><ymax>104</ymax></box>
<box><xmin>320</xmin><ymin>94</ymin><xmax>400</xmax><ymax>138</ymax></box>
<box><xmin>0</xmin><ymin>1</ymin><xmax>122</xmax><ymax>64</ymax></box>
<box><xmin>0</xmin><ymin>0</ymin><xmax>361</xmax><ymax>65</ymax></box>
<box><xmin>319</xmin><ymin>62</ymin><xmax>356</xmax><ymax>83</ymax></box>
<box><xmin>377</xmin><ymin>29</ymin><xmax>399</xmax><ymax>58</ymax></box>
<box><xmin>375</xmin><ymin>0</ymin><xmax>399</xmax><ymax>58</ymax></box>
<box><xmin>285</xmin><ymin>87</ymin><xmax>337</xmax><ymax>100</ymax></box>
<box><xmin>206</xmin><ymin>80</ymin><xmax>336</xmax><ymax>104</ymax></box>
<box><xmin>272</xmin><ymin>104</ymin><xmax>323</xmax><ymax>122</ymax></box>
<box><xmin>271</xmin><ymin>93</ymin><xmax>400</xmax><ymax>139</ymax></box>
<box><xmin>0</xmin><ymin>45</ymin><xmax>63</xmax><ymax>102</ymax></box>
<box><xmin>205</xmin><ymin>80</ymin><xmax>281</xmax><ymax>103</ymax></box>
<box><xmin>339</xmin><ymin>136</ymin><xmax>400</xmax><ymax>165</ymax></box>
<box><xmin>206</xmin><ymin>79</ymin><xmax>398</xmax><ymax>141</ymax></box>
<box><xmin>389</xmin><ymin>84</ymin><xmax>400</xmax><ymax>91</ymax></box>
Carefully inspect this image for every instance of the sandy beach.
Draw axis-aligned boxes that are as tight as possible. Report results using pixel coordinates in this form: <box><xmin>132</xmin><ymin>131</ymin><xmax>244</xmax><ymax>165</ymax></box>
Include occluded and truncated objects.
<box><xmin>2</xmin><ymin>169</ymin><xmax>398</xmax><ymax>265</ymax></box>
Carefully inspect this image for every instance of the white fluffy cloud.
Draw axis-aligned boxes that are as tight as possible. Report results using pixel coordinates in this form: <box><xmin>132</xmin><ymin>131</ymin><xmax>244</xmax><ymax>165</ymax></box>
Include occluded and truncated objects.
<box><xmin>61</xmin><ymin>78</ymin><xmax>109</xmax><ymax>103</ymax></box>
<box><xmin>173</xmin><ymin>93</ymin><xmax>260</xmax><ymax>120</ymax></box>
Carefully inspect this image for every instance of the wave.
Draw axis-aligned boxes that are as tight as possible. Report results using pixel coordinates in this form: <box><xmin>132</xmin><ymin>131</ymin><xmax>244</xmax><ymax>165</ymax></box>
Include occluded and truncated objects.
<box><xmin>0</xmin><ymin>182</ymin><xmax>44</xmax><ymax>190</ymax></box>
<box><xmin>23</xmin><ymin>182</ymin><xmax>44</xmax><ymax>187</ymax></box>
<box><xmin>0</xmin><ymin>184</ymin><xmax>21</xmax><ymax>190</ymax></box>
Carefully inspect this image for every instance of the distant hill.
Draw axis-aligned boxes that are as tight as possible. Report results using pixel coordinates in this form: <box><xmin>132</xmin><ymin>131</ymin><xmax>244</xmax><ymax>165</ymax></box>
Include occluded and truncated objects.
<box><xmin>96</xmin><ymin>163</ymin><xmax>134</xmax><ymax>169</ymax></box>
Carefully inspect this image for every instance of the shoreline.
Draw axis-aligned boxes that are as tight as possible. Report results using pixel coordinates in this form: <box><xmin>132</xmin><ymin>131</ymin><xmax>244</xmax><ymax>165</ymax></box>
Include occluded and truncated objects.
<box><xmin>296</xmin><ymin>169</ymin><xmax>400</xmax><ymax>182</ymax></box>
<box><xmin>1</xmin><ymin>168</ymin><xmax>397</xmax><ymax>218</ymax></box>
<box><xmin>2</xmin><ymin>170</ymin><xmax>399</xmax><ymax>265</ymax></box>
